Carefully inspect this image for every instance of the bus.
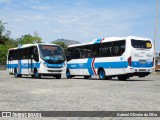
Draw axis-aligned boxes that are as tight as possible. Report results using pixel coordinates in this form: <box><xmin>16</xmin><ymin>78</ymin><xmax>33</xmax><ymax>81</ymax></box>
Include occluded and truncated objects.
<box><xmin>7</xmin><ymin>43</ymin><xmax>66</xmax><ymax>79</ymax></box>
<box><xmin>65</xmin><ymin>36</ymin><xmax>154</xmax><ymax>80</ymax></box>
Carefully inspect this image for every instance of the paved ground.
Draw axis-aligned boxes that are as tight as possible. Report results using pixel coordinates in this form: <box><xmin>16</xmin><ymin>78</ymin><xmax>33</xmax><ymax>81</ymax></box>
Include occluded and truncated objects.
<box><xmin>0</xmin><ymin>70</ymin><xmax>160</xmax><ymax>120</ymax></box>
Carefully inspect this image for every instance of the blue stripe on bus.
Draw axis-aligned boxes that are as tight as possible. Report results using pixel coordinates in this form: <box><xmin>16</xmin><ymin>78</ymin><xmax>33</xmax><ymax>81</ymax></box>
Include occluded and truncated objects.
<box><xmin>87</xmin><ymin>58</ymin><xmax>94</xmax><ymax>75</ymax></box>
<box><xmin>67</xmin><ymin>62</ymin><xmax>127</xmax><ymax>69</ymax></box>
<box><xmin>6</xmin><ymin>64</ymin><xmax>18</xmax><ymax>68</ymax></box>
<box><xmin>6</xmin><ymin>63</ymin><xmax>40</xmax><ymax>69</ymax></box>
<box><xmin>132</xmin><ymin>61</ymin><xmax>153</xmax><ymax>67</ymax></box>
<box><xmin>94</xmin><ymin>62</ymin><xmax>127</xmax><ymax>68</ymax></box>
<box><xmin>67</xmin><ymin>61</ymin><xmax>153</xmax><ymax>69</ymax></box>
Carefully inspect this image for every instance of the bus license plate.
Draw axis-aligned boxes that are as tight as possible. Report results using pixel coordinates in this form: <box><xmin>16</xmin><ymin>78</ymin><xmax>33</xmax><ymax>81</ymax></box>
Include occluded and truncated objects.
<box><xmin>139</xmin><ymin>60</ymin><xmax>146</xmax><ymax>64</ymax></box>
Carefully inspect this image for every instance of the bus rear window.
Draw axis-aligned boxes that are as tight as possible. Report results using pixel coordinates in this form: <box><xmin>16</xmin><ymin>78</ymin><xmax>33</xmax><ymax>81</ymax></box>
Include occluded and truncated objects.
<box><xmin>131</xmin><ymin>39</ymin><xmax>152</xmax><ymax>49</ymax></box>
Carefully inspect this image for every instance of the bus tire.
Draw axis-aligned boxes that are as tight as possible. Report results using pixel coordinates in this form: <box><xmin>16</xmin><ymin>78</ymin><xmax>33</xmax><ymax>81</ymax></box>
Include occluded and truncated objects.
<box><xmin>66</xmin><ymin>69</ymin><xmax>72</xmax><ymax>78</ymax></box>
<box><xmin>117</xmin><ymin>75</ymin><xmax>128</xmax><ymax>80</ymax></box>
<box><xmin>98</xmin><ymin>69</ymin><xmax>106</xmax><ymax>80</ymax></box>
<box><xmin>55</xmin><ymin>74</ymin><xmax>61</xmax><ymax>79</ymax></box>
<box><xmin>34</xmin><ymin>69</ymin><xmax>41</xmax><ymax>79</ymax></box>
<box><xmin>84</xmin><ymin>76</ymin><xmax>90</xmax><ymax>79</ymax></box>
<box><xmin>14</xmin><ymin>68</ymin><xmax>22</xmax><ymax>77</ymax></box>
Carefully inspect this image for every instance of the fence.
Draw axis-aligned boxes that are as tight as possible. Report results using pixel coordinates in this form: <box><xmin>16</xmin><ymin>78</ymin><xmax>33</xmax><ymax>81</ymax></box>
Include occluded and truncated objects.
<box><xmin>0</xmin><ymin>61</ymin><xmax>6</xmax><ymax>70</ymax></box>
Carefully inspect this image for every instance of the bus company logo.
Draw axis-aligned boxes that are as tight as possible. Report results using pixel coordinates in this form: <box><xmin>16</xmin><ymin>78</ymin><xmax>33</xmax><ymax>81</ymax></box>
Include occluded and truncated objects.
<box><xmin>120</xmin><ymin>57</ymin><xmax>123</xmax><ymax>61</ymax></box>
<box><xmin>2</xmin><ymin>112</ymin><xmax>11</xmax><ymax>117</ymax></box>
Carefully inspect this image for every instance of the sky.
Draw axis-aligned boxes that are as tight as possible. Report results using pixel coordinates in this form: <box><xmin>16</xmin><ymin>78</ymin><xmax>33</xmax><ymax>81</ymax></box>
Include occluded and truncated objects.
<box><xmin>0</xmin><ymin>0</ymin><xmax>160</xmax><ymax>52</ymax></box>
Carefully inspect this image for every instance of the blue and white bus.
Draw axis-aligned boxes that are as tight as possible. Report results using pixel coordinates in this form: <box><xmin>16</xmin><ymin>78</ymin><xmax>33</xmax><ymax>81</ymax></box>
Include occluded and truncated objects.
<box><xmin>66</xmin><ymin>36</ymin><xmax>154</xmax><ymax>80</ymax></box>
<box><xmin>7</xmin><ymin>43</ymin><xmax>66</xmax><ymax>79</ymax></box>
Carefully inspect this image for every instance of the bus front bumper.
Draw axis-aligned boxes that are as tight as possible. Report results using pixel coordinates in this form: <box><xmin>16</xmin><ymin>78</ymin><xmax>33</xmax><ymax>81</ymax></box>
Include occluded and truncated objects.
<box><xmin>38</xmin><ymin>64</ymin><xmax>66</xmax><ymax>75</ymax></box>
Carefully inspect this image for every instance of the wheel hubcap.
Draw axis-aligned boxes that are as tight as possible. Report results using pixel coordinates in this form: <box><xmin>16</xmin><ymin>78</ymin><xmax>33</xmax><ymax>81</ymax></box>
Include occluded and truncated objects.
<box><xmin>100</xmin><ymin>71</ymin><xmax>104</xmax><ymax>79</ymax></box>
<box><xmin>67</xmin><ymin>71</ymin><xmax>70</xmax><ymax>77</ymax></box>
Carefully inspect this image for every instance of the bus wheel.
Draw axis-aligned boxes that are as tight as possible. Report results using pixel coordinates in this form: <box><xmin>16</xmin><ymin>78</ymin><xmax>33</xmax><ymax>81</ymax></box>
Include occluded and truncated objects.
<box><xmin>66</xmin><ymin>70</ymin><xmax>72</xmax><ymax>78</ymax></box>
<box><xmin>14</xmin><ymin>69</ymin><xmax>21</xmax><ymax>77</ymax></box>
<box><xmin>98</xmin><ymin>69</ymin><xmax>106</xmax><ymax>80</ymax></box>
<box><xmin>34</xmin><ymin>69</ymin><xmax>41</xmax><ymax>79</ymax></box>
<box><xmin>55</xmin><ymin>74</ymin><xmax>61</xmax><ymax>79</ymax></box>
<box><xmin>84</xmin><ymin>76</ymin><xmax>90</xmax><ymax>79</ymax></box>
<box><xmin>117</xmin><ymin>75</ymin><xmax>128</xmax><ymax>80</ymax></box>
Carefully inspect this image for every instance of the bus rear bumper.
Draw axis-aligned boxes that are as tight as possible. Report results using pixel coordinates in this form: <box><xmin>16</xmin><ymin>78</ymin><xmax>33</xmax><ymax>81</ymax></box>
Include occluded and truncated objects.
<box><xmin>132</xmin><ymin>67</ymin><xmax>154</xmax><ymax>73</ymax></box>
<box><xmin>126</xmin><ymin>67</ymin><xmax>154</xmax><ymax>77</ymax></box>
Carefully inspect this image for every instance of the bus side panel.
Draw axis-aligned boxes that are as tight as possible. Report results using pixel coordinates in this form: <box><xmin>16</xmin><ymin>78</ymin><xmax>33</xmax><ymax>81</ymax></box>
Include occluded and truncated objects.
<box><xmin>19</xmin><ymin>59</ymin><xmax>39</xmax><ymax>75</ymax></box>
<box><xmin>7</xmin><ymin>60</ymin><xmax>18</xmax><ymax>74</ymax></box>
<box><xmin>94</xmin><ymin>57</ymin><xmax>125</xmax><ymax>76</ymax></box>
<box><xmin>67</xmin><ymin>59</ymin><xmax>88</xmax><ymax>76</ymax></box>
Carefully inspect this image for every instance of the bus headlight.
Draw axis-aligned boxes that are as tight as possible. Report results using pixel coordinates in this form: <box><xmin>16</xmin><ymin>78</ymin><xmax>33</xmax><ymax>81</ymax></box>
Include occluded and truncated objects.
<box><xmin>62</xmin><ymin>62</ymin><xmax>66</xmax><ymax>67</ymax></box>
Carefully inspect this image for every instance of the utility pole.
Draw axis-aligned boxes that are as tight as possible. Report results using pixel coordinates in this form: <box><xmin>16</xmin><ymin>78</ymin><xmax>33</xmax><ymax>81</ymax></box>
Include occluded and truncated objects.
<box><xmin>154</xmin><ymin>0</ymin><xmax>159</xmax><ymax>72</ymax></box>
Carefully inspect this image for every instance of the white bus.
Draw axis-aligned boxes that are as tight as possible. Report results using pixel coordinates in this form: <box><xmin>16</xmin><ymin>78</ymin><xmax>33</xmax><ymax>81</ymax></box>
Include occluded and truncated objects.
<box><xmin>66</xmin><ymin>36</ymin><xmax>154</xmax><ymax>80</ymax></box>
<box><xmin>7</xmin><ymin>43</ymin><xmax>66</xmax><ymax>79</ymax></box>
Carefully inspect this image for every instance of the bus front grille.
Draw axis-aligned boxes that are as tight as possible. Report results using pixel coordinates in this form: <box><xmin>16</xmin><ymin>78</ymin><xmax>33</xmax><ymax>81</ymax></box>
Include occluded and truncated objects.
<box><xmin>48</xmin><ymin>70</ymin><xmax>62</xmax><ymax>72</ymax></box>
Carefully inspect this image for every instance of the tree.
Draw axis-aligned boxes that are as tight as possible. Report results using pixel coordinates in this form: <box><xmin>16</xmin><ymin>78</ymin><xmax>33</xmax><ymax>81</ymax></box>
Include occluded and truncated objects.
<box><xmin>16</xmin><ymin>32</ymin><xmax>42</xmax><ymax>45</ymax></box>
<box><xmin>0</xmin><ymin>20</ymin><xmax>10</xmax><ymax>44</ymax></box>
<box><xmin>0</xmin><ymin>20</ymin><xmax>6</xmax><ymax>36</ymax></box>
<box><xmin>5</xmin><ymin>38</ymin><xmax>17</xmax><ymax>47</ymax></box>
<box><xmin>0</xmin><ymin>45</ymin><xmax>10</xmax><ymax>63</ymax></box>
<box><xmin>51</xmin><ymin>41</ymin><xmax>68</xmax><ymax>50</ymax></box>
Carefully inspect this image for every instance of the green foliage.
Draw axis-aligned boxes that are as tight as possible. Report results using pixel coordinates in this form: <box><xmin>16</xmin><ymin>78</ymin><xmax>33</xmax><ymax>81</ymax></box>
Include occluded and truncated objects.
<box><xmin>5</xmin><ymin>39</ymin><xmax>17</xmax><ymax>48</ymax></box>
<box><xmin>0</xmin><ymin>20</ymin><xmax>10</xmax><ymax>44</ymax></box>
<box><xmin>0</xmin><ymin>20</ymin><xmax>6</xmax><ymax>36</ymax></box>
<box><xmin>0</xmin><ymin>20</ymin><xmax>13</xmax><ymax>63</ymax></box>
<box><xmin>0</xmin><ymin>45</ymin><xmax>10</xmax><ymax>63</ymax></box>
<box><xmin>0</xmin><ymin>20</ymin><xmax>43</xmax><ymax>64</ymax></box>
<box><xmin>51</xmin><ymin>41</ymin><xmax>68</xmax><ymax>49</ymax></box>
<box><xmin>17</xmin><ymin>33</ymin><xmax>42</xmax><ymax>45</ymax></box>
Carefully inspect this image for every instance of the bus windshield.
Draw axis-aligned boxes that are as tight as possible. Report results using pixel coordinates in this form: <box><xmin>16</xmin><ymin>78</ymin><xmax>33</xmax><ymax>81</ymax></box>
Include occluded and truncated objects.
<box><xmin>131</xmin><ymin>39</ymin><xmax>152</xmax><ymax>49</ymax></box>
<box><xmin>38</xmin><ymin>45</ymin><xmax>65</xmax><ymax>63</ymax></box>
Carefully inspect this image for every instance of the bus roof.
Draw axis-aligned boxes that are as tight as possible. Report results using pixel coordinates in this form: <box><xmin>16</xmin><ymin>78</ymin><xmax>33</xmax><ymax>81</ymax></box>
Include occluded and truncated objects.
<box><xmin>68</xmin><ymin>36</ymin><xmax>151</xmax><ymax>48</ymax></box>
<box><xmin>9</xmin><ymin>43</ymin><xmax>61</xmax><ymax>50</ymax></box>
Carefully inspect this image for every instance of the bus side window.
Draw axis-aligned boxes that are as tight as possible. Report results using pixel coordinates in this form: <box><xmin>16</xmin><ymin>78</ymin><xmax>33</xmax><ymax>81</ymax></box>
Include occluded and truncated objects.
<box><xmin>101</xmin><ymin>42</ymin><xmax>112</xmax><ymax>57</ymax></box>
<box><xmin>92</xmin><ymin>44</ymin><xmax>101</xmax><ymax>57</ymax></box>
<box><xmin>34</xmin><ymin>47</ymin><xmax>39</xmax><ymax>62</ymax></box>
<box><xmin>112</xmin><ymin>40</ymin><xmax>125</xmax><ymax>56</ymax></box>
<box><xmin>13</xmin><ymin>49</ymin><xmax>19</xmax><ymax>60</ymax></box>
<box><xmin>66</xmin><ymin>48</ymin><xmax>72</xmax><ymax>61</ymax></box>
<box><xmin>75</xmin><ymin>50</ymin><xmax>81</xmax><ymax>59</ymax></box>
<box><xmin>8</xmin><ymin>50</ymin><xmax>13</xmax><ymax>60</ymax></box>
<box><xmin>30</xmin><ymin>46</ymin><xmax>39</xmax><ymax>62</ymax></box>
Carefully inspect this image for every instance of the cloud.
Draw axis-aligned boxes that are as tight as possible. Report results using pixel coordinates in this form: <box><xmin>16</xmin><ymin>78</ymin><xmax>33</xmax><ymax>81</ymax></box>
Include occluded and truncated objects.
<box><xmin>31</xmin><ymin>4</ymin><xmax>53</xmax><ymax>10</ymax></box>
<box><xmin>0</xmin><ymin>0</ymin><xmax>11</xmax><ymax>4</ymax></box>
<box><xmin>13</xmin><ymin>15</ymin><xmax>46</xmax><ymax>22</ymax></box>
<box><xmin>0</xmin><ymin>0</ymin><xmax>158</xmax><ymax>52</ymax></box>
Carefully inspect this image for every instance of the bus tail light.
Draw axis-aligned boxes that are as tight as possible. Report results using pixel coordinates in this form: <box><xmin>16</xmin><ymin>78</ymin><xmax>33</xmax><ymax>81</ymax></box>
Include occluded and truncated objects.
<box><xmin>128</xmin><ymin>56</ymin><xmax>132</xmax><ymax>67</ymax></box>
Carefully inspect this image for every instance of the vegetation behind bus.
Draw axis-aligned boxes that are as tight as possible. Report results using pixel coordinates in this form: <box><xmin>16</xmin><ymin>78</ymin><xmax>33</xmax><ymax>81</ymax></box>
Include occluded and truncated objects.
<box><xmin>0</xmin><ymin>19</ymin><xmax>68</xmax><ymax>66</ymax></box>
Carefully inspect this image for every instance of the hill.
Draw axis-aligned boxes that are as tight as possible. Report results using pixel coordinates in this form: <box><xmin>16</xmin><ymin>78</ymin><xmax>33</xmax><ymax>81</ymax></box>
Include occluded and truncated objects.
<box><xmin>53</xmin><ymin>39</ymin><xmax>80</xmax><ymax>46</ymax></box>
